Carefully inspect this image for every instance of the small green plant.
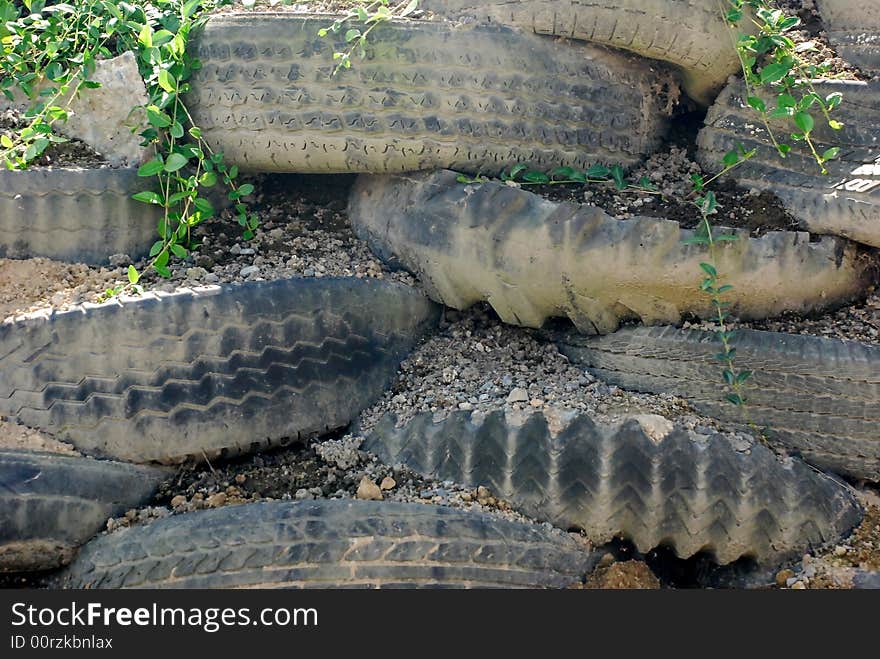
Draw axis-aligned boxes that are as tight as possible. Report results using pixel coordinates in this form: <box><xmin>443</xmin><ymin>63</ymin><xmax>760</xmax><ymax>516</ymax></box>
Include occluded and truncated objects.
<box><xmin>690</xmin><ymin>0</ymin><xmax>847</xmax><ymax>412</ymax></box>
<box><xmin>723</xmin><ymin>0</ymin><xmax>843</xmax><ymax>174</ymax></box>
<box><xmin>683</xmin><ymin>146</ymin><xmax>756</xmax><ymax>408</ymax></box>
<box><xmin>0</xmin><ymin>0</ymin><xmax>256</xmax><ymax>291</ymax></box>
<box><xmin>317</xmin><ymin>0</ymin><xmax>419</xmax><ymax>74</ymax></box>
<box><xmin>457</xmin><ymin>163</ymin><xmax>659</xmax><ymax>194</ymax></box>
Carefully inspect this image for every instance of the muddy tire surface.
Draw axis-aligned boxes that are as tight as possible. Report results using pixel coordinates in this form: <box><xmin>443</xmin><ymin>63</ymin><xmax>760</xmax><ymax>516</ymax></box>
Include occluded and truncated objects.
<box><xmin>0</xmin><ymin>278</ymin><xmax>438</xmax><ymax>464</ymax></box>
<box><xmin>556</xmin><ymin>325</ymin><xmax>880</xmax><ymax>481</ymax></box>
<box><xmin>0</xmin><ymin>450</ymin><xmax>167</xmax><ymax>573</ymax></box>
<box><xmin>816</xmin><ymin>0</ymin><xmax>880</xmax><ymax>75</ymax></box>
<box><xmin>364</xmin><ymin>410</ymin><xmax>862</xmax><ymax>566</ymax></box>
<box><xmin>421</xmin><ymin>0</ymin><xmax>748</xmax><ymax>104</ymax></box>
<box><xmin>698</xmin><ymin>78</ymin><xmax>880</xmax><ymax>248</ymax></box>
<box><xmin>61</xmin><ymin>500</ymin><xmax>599</xmax><ymax>588</ymax></box>
<box><xmin>349</xmin><ymin>170</ymin><xmax>872</xmax><ymax>334</ymax></box>
<box><xmin>187</xmin><ymin>13</ymin><xmax>675</xmax><ymax>175</ymax></box>
<box><xmin>0</xmin><ymin>167</ymin><xmax>161</xmax><ymax>264</ymax></box>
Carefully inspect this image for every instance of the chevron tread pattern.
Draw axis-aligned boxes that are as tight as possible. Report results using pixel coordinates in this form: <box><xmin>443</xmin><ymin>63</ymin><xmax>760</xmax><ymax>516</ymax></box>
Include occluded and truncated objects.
<box><xmin>364</xmin><ymin>410</ymin><xmax>863</xmax><ymax>565</ymax></box>
<box><xmin>60</xmin><ymin>500</ymin><xmax>600</xmax><ymax>589</ymax></box>
<box><xmin>0</xmin><ymin>449</ymin><xmax>167</xmax><ymax>572</ymax></box>
<box><xmin>0</xmin><ymin>278</ymin><xmax>438</xmax><ymax>464</ymax></box>
<box><xmin>556</xmin><ymin>325</ymin><xmax>880</xmax><ymax>481</ymax></box>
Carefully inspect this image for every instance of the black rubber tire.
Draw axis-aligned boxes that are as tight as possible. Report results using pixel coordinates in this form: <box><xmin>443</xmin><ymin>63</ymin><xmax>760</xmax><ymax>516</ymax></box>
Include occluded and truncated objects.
<box><xmin>186</xmin><ymin>13</ymin><xmax>676</xmax><ymax>175</ymax></box>
<box><xmin>0</xmin><ymin>449</ymin><xmax>167</xmax><ymax>573</ymax></box>
<box><xmin>348</xmin><ymin>169</ymin><xmax>872</xmax><ymax>334</ymax></box>
<box><xmin>60</xmin><ymin>500</ymin><xmax>599</xmax><ymax>588</ymax></box>
<box><xmin>0</xmin><ymin>278</ymin><xmax>438</xmax><ymax>464</ymax></box>
<box><xmin>555</xmin><ymin>325</ymin><xmax>880</xmax><ymax>481</ymax></box>
<box><xmin>697</xmin><ymin>78</ymin><xmax>880</xmax><ymax>248</ymax></box>
<box><xmin>364</xmin><ymin>410</ymin><xmax>862</xmax><ymax>566</ymax></box>
<box><xmin>816</xmin><ymin>0</ymin><xmax>880</xmax><ymax>76</ymax></box>
<box><xmin>0</xmin><ymin>167</ymin><xmax>161</xmax><ymax>264</ymax></box>
<box><xmin>421</xmin><ymin>0</ymin><xmax>749</xmax><ymax>104</ymax></box>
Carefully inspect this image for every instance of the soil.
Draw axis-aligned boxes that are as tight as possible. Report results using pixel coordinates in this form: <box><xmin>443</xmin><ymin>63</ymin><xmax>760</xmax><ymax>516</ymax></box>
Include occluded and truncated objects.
<box><xmin>576</xmin><ymin>559</ymin><xmax>661</xmax><ymax>590</ymax></box>
<box><xmin>0</xmin><ymin>108</ymin><xmax>108</xmax><ymax>168</ymax></box>
<box><xmin>0</xmin><ymin>418</ymin><xmax>77</xmax><ymax>454</ymax></box>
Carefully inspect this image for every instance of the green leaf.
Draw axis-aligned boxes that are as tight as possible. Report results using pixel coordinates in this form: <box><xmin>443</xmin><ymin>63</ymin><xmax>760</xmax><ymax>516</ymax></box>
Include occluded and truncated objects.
<box><xmin>726</xmin><ymin>393</ymin><xmax>745</xmax><ymax>406</ymax></box>
<box><xmin>722</xmin><ymin>149</ymin><xmax>740</xmax><ymax>168</ymax></box>
<box><xmin>132</xmin><ymin>191</ymin><xmax>163</xmax><ymax>205</ymax></box>
<box><xmin>522</xmin><ymin>171</ymin><xmax>550</xmax><ymax>184</ymax></box>
<box><xmin>760</xmin><ymin>61</ymin><xmax>791</xmax><ymax>84</ymax></box>
<box><xmin>821</xmin><ymin>147</ymin><xmax>840</xmax><ymax>162</ymax></box>
<box><xmin>127</xmin><ymin>265</ymin><xmax>139</xmax><ymax>285</ymax></box>
<box><xmin>699</xmin><ymin>262</ymin><xmax>717</xmax><ymax>277</ymax></box>
<box><xmin>200</xmin><ymin>171</ymin><xmax>217</xmax><ymax>187</ymax></box>
<box><xmin>681</xmin><ymin>236</ymin><xmax>710</xmax><ymax>246</ymax></box>
<box><xmin>137</xmin><ymin>159</ymin><xmax>165</xmax><ymax>177</ymax></box>
<box><xmin>509</xmin><ymin>163</ymin><xmax>528</xmax><ymax>179</ymax></box>
<box><xmin>587</xmin><ymin>164</ymin><xmax>611</xmax><ymax>179</ymax></box>
<box><xmin>189</xmin><ymin>126</ymin><xmax>202</xmax><ymax>139</ymax></box>
<box><xmin>344</xmin><ymin>29</ymin><xmax>361</xmax><ymax>42</ymax></box>
<box><xmin>794</xmin><ymin>111</ymin><xmax>814</xmax><ymax>134</ymax></box>
<box><xmin>138</xmin><ymin>23</ymin><xmax>153</xmax><ymax>48</ymax></box>
<box><xmin>828</xmin><ymin>119</ymin><xmax>844</xmax><ymax>130</ymax></box>
<box><xmin>183</xmin><ymin>0</ymin><xmax>201</xmax><ymax>18</ymax></box>
<box><xmin>237</xmin><ymin>183</ymin><xmax>254</xmax><ymax>196</ymax></box>
<box><xmin>171</xmin><ymin>244</ymin><xmax>188</xmax><ymax>258</ymax></box>
<box><xmin>146</xmin><ymin>106</ymin><xmax>171</xmax><ymax>128</ymax></box>
<box><xmin>0</xmin><ymin>134</ymin><xmax>12</xmax><ymax>149</ymax></box>
<box><xmin>736</xmin><ymin>371</ymin><xmax>753</xmax><ymax>384</ymax></box>
<box><xmin>164</xmin><ymin>153</ymin><xmax>188</xmax><ymax>172</ymax></box>
<box><xmin>610</xmin><ymin>164</ymin><xmax>626</xmax><ymax>190</ymax></box>
<box><xmin>157</xmin><ymin>69</ymin><xmax>176</xmax><ymax>93</ymax></box>
<box><xmin>193</xmin><ymin>197</ymin><xmax>214</xmax><ymax>217</ymax></box>
<box><xmin>149</xmin><ymin>241</ymin><xmax>164</xmax><ymax>257</ymax></box>
<box><xmin>746</xmin><ymin>96</ymin><xmax>766</xmax><ymax>113</ymax></box>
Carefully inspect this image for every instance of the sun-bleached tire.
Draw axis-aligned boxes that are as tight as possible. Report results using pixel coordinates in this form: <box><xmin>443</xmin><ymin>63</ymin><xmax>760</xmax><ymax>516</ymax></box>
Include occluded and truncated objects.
<box><xmin>60</xmin><ymin>500</ymin><xmax>599</xmax><ymax>589</ymax></box>
<box><xmin>697</xmin><ymin>78</ymin><xmax>880</xmax><ymax>248</ymax></box>
<box><xmin>348</xmin><ymin>169</ymin><xmax>873</xmax><ymax>334</ymax></box>
<box><xmin>421</xmin><ymin>0</ymin><xmax>751</xmax><ymax>104</ymax></box>
<box><xmin>364</xmin><ymin>410</ymin><xmax>862</xmax><ymax>566</ymax></box>
<box><xmin>556</xmin><ymin>325</ymin><xmax>880</xmax><ymax>481</ymax></box>
<box><xmin>0</xmin><ymin>278</ymin><xmax>438</xmax><ymax>464</ymax></box>
<box><xmin>0</xmin><ymin>167</ymin><xmax>161</xmax><ymax>264</ymax></box>
<box><xmin>186</xmin><ymin>13</ymin><xmax>676</xmax><ymax>175</ymax></box>
<box><xmin>0</xmin><ymin>450</ymin><xmax>167</xmax><ymax>572</ymax></box>
<box><xmin>816</xmin><ymin>0</ymin><xmax>880</xmax><ymax>76</ymax></box>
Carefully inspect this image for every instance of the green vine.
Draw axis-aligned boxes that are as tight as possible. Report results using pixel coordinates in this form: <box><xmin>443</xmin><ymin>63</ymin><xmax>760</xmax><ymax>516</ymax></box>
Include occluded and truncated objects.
<box><xmin>0</xmin><ymin>0</ymin><xmax>255</xmax><ymax>294</ymax></box>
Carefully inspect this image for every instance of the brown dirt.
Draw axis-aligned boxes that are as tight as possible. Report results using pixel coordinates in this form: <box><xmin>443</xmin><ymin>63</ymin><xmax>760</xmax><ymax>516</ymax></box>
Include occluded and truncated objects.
<box><xmin>0</xmin><ymin>418</ymin><xmax>78</xmax><ymax>454</ymax></box>
<box><xmin>0</xmin><ymin>108</ymin><xmax>108</xmax><ymax>168</ymax></box>
<box><xmin>575</xmin><ymin>560</ymin><xmax>661</xmax><ymax>590</ymax></box>
<box><xmin>0</xmin><ymin>257</ymin><xmax>117</xmax><ymax>321</ymax></box>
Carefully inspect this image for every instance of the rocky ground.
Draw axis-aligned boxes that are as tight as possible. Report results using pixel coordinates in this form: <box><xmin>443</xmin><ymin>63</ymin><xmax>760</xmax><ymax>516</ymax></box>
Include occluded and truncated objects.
<box><xmin>0</xmin><ymin>109</ymin><xmax>109</xmax><ymax>168</ymax></box>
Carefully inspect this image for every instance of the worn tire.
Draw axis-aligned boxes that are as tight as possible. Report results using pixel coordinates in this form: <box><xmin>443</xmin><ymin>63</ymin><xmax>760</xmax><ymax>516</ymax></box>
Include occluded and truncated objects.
<box><xmin>0</xmin><ymin>278</ymin><xmax>438</xmax><ymax>464</ymax></box>
<box><xmin>364</xmin><ymin>410</ymin><xmax>862</xmax><ymax>566</ymax></box>
<box><xmin>349</xmin><ymin>170</ymin><xmax>872</xmax><ymax>334</ymax></box>
<box><xmin>421</xmin><ymin>0</ymin><xmax>749</xmax><ymax>104</ymax></box>
<box><xmin>556</xmin><ymin>325</ymin><xmax>880</xmax><ymax>481</ymax></box>
<box><xmin>60</xmin><ymin>500</ymin><xmax>599</xmax><ymax>588</ymax></box>
<box><xmin>186</xmin><ymin>13</ymin><xmax>676</xmax><ymax>175</ymax></box>
<box><xmin>0</xmin><ymin>450</ymin><xmax>167</xmax><ymax>573</ymax></box>
<box><xmin>816</xmin><ymin>0</ymin><xmax>880</xmax><ymax>76</ymax></box>
<box><xmin>698</xmin><ymin>78</ymin><xmax>880</xmax><ymax>247</ymax></box>
<box><xmin>0</xmin><ymin>167</ymin><xmax>161</xmax><ymax>264</ymax></box>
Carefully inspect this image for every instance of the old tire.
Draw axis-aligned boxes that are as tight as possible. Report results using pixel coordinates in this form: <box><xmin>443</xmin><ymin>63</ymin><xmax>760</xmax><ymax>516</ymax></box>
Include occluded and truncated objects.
<box><xmin>60</xmin><ymin>500</ymin><xmax>599</xmax><ymax>588</ymax></box>
<box><xmin>421</xmin><ymin>0</ymin><xmax>749</xmax><ymax>104</ymax></box>
<box><xmin>0</xmin><ymin>278</ymin><xmax>438</xmax><ymax>464</ymax></box>
<box><xmin>0</xmin><ymin>167</ymin><xmax>161</xmax><ymax>264</ymax></box>
<box><xmin>815</xmin><ymin>0</ymin><xmax>880</xmax><ymax>76</ymax></box>
<box><xmin>364</xmin><ymin>410</ymin><xmax>862</xmax><ymax>566</ymax></box>
<box><xmin>697</xmin><ymin>78</ymin><xmax>880</xmax><ymax>247</ymax></box>
<box><xmin>556</xmin><ymin>325</ymin><xmax>880</xmax><ymax>481</ymax></box>
<box><xmin>0</xmin><ymin>450</ymin><xmax>167</xmax><ymax>573</ymax></box>
<box><xmin>187</xmin><ymin>13</ymin><xmax>676</xmax><ymax>175</ymax></box>
<box><xmin>349</xmin><ymin>169</ymin><xmax>872</xmax><ymax>334</ymax></box>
